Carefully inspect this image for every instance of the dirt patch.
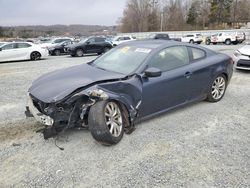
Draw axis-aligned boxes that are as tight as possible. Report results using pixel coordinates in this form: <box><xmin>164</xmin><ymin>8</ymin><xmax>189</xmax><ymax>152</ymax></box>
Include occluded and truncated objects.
<box><xmin>0</xmin><ymin>120</ymin><xmax>41</xmax><ymax>143</ymax></box>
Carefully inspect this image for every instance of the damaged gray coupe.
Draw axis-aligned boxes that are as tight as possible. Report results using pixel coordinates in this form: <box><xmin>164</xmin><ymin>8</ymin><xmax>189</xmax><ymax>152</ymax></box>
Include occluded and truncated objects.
<box><xmin>25</xmin><ymin>40</ymin><xmax>233</xmax><ymax>145</ymax></box>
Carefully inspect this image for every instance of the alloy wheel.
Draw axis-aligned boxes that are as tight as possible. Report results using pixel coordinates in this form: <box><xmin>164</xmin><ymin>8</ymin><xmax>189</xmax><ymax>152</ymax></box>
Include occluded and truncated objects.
<box><xmin>211</xmin><ymin>76</ymin><xmax>226</xmax><ymax>100</ymax></box>
<box><xmin>104</xmin><ymin>102</ymin><xmax>123</xmax><ymax>137</ymax></box>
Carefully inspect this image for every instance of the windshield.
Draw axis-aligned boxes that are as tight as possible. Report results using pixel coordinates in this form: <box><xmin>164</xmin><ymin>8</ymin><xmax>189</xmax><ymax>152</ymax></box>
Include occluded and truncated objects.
<box><xmin>79</xmin><ymin>38</ymin><xmax>89</xmax><ymax>43</ymax></box>
<box><xmin>92</xmin><ymin>46</ymin><xmax>152</xmax><ymax>75</ymax></box>
<box><xmin>0</xmin><ymin>42</ymin><xmax>5</xmax><ymax>47</ymax></box>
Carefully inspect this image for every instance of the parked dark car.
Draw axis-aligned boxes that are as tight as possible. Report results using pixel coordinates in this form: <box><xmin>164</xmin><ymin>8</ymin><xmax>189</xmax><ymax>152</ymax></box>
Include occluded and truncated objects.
<box><xmin>148</xmin><ymin>33</ymin><xmax>181</xmax><ymax>42</ymax></box>
<box><xmin>26</xmin><ymin>40</ymin><xmax>233</xmax><ymax>145</ymax></box>
<box><xmin>149</xmin><ymin>33</ymin><xmax>170</xmax><ymax>40</ymax></box>
<box><xmin>68</xmin><ymin>37</ymin><xmax>112</xmax><ymax>57</ymax></box>
<box><xmin>48</xmin><ymin>40</ymin><xmax>74</xmax><ymax>56</ymax></box>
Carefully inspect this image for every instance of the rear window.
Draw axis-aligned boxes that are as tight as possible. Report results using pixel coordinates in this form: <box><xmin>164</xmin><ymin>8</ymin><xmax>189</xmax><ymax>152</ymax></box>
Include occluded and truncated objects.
<box><xmin>190</xmin><ymin>47</ymin><xmax>206</xmax><ymax>60</ymax></box>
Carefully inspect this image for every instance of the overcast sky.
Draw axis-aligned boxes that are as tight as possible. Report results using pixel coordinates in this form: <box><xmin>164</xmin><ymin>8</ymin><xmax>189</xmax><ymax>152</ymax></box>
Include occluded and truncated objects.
<box><xmin>0</xmin><ymin>0</ymin><xmax>127</xmax><ymax>26</ymax></box>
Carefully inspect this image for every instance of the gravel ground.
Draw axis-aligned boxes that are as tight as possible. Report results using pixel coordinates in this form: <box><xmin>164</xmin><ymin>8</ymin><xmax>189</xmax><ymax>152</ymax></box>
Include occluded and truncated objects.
<box><xmin>0</xmin><ymin>46</ymin><xmax>249</xmax><ymax>188</ymax></box>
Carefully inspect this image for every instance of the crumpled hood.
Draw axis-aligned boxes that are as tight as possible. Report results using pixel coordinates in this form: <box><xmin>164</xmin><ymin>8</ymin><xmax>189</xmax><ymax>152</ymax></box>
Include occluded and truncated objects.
<box><xmin>238</xmin><ymin>45</ymin><xmax>250</xmax><ymax>56</ymax></box>
<box><xmin>29</xmin><ymin>63</ymin><xmax>125</xmax><ymax>103</ymax></box>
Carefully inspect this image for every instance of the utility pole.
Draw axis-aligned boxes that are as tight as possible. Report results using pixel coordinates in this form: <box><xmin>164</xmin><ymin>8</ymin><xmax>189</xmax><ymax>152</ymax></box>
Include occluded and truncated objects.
<box><xmin>160</xmin><ymin>11</ymin><xmax>163</xmax><ymax>31</ymax></box>
<box><xmin>233</xmin><ymin>0</ymin><xmax>238</xmax><ymax>28</ymax></box>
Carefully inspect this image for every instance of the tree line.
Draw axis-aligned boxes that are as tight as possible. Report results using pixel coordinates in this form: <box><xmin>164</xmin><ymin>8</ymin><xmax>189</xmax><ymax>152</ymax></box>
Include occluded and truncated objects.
<box><xmin>119</xmin><ymin>0</ymin><xmax>250</xmax><ymax>32</ymax></box>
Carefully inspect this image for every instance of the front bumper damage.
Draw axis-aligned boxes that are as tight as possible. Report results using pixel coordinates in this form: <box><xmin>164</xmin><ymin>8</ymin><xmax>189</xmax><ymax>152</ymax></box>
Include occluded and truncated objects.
<box><xmin>25</xmin><ymin>87</ymin><xmax>139</xmax><ymax>139</ymax></box>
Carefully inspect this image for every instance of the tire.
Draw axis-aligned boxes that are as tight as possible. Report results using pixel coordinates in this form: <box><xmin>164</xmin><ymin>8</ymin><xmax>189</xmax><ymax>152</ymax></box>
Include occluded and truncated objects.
<box><xmin>30</xmin><ymin>52</ymin><xmax>41</xmax><ymax>61</ymax></box>
<box><xmin>88</xmin><ymin>100</ymin><xmax>124</xmax><ymax>145</ymax></box>
<box><xmin>54</xmin><ymin>49</ymin><xmax>61</xmax><ymax>56</ymax></box>
<box><xmin>189</xmin><ymin>40</ymin><xmax>194</xmax><ymax>44</ymax></box>
<box><xmin>207</xmin><ymin>74</ymin><xmax>227</xmax><ymax>102</ymax></box>
<box><xmin>206</xmin><ymin>40</ymin><xmax>211</xmax><ymax>45</ymax></box>
<box><xmin>76</xmin><ymin>49</ymin><xmax>84</xmax><ymax>57</ymax></box>
<box><xmin>225</xmin><ymin>39</ymin><xmax>231</xmax><ymax>45</ymax></box>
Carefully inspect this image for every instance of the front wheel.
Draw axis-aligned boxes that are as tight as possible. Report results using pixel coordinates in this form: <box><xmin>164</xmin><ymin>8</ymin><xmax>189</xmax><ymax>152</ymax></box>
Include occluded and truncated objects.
<box><xmin>207</xmin><ymin>75</ymin><xmax>227</xmax><ymax>102</ymax></box>
<box><xmin>88</xmin><ymin>101</ymin><xmax>124</xmax><ymax>145</ymax></box>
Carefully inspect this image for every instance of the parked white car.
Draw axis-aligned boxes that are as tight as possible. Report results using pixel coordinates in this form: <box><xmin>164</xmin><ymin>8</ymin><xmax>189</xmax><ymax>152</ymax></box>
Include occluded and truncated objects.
<box><xmin>233</xmin><ymin>44</ymin><xmax>250</xmax><ymax>70</ymax></box>
<box><xmin>0</xmin><ymin>42</ymin><xmax>48</xmax><ymax>62</ymax></box>
<box><xmin>112</xmin><ymin>36</ymin><xmax>135</xmax><ymax>46</ymax></box>
<box><xmin>210</xmin><ymin>32</ymin><xmax>237</xmax><ymax>45</ymax></box>
<box><xmin>181</xmin><ymin>33</ymin><xmax>203</xmax><ymax>44</ymax></box>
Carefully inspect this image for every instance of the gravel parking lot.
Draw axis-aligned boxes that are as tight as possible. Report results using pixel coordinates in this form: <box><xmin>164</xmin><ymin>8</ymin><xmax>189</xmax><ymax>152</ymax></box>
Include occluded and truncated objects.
<box><xmin>0</xmin><ymin>45</ymin><xmax>249</xmax><ymax>188</ymax></box>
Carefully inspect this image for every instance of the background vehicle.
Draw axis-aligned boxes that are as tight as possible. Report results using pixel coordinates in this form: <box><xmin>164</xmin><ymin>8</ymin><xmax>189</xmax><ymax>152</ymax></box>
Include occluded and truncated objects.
<box><xmin>235</xmin><ymin>31</ymin><xmax>246</xmax><ymax>44</ymax></box>
<box><xmin>181</xmin><ymin>33</ymin><xmax>203</xmax><ymax>44</ymax></box>
<box><xmin>233</xmin><ymin>44</ymin><xmax>250</xmax><ymax>70</ymax></box>
<box><xmin>209</xmin><ymin>32</ymin><xmax>237</xmax><ymax>45</ymax></box>
<box><xmin>0</xmin><ymin>42</ymin><xmax>48</xmax><ymax>62</ymax></box>
<box><xmin>26</xmin><ymin>40</ymin><xmax>233</xmax><ymax>145</ymax></box>
<box><xmin>0</xmin><ymin>42</ymin><xmax>7</xmax><ymax>47</ymax></box>
<box><xmin>68</xmin><ymin>36</ymin><xmax>113</xmax><ymax>57</ymax></box>
<box><xmin>148</xmin><ymin>33</ymin><xmax>170</xmax><ymax>40</ymax></box>
<box><xmin>148</xmin><ymin>33</ymin><xmax>181</xmax><ymax>41</ymax></box>
<box><xmin>40</xmin><ymin>38</ymin><xmax>73</xmax><ymax>49</ymax></box>
<box><xmin>112</xmin><ymin>35</ymin><xmax>135</xmax><ymax>46</ymax></box>
<box><xmin>48</xmin><ymin>40</ymin><xmax>74</xmax><ymax>56</ymax></box>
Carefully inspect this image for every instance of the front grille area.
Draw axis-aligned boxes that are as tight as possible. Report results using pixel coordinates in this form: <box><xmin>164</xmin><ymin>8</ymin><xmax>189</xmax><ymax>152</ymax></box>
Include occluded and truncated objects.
<box><xmin>30</xmin><ymin>95</ymin><xmax>49</xmax><ymax>114</ymax></box>
<box><xmin>237</xmin><ymin>59</ymin><xmax>250</xmax><ymax>68</ymax></box>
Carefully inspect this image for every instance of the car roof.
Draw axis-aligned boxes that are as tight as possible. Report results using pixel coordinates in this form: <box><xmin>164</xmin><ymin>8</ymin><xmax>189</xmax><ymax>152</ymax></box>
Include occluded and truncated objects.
<box><xmin>118</xmin><ymin>39</ymin><xmax>216</xmax><ymax>54</ymax></box>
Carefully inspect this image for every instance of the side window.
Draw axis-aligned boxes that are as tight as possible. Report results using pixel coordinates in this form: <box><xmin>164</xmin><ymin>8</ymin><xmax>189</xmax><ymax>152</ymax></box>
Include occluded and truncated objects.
<box><xmin>95</xmin><ymin>38</ymin><xmax>105</xmax><ymax>42</ymax></box>
<box><xmin>87</xmin><ymin>38</ymin><xmax>95</xmax><ymax>43</ymax></box>
<box><xmin>219</xmin><ymin>33</ymin><xmax>222</xmax><ymax>36</ymax></box>
<box><xmin>1</xmin><ymin>43</ymin><xmax>15</xmax><ymax>50</ymax></box>
<box><xmin>190</xmin><ymin>47</ymin><xmax>206</xmax><ymax>61</ymax></box>
<box><xmin>17</xmin><ymin>43</ymin><xmax>31</xmax><ymax>48</ymax></box>
<box><xmin>148</xmin><ymin>46</ymin><xmax>189</xmax><ymax>72</ymax></box>
<box><xmin>124</xmin><ymin>37</ymin><xmax>130</xmax><ymax>40</ymax></box>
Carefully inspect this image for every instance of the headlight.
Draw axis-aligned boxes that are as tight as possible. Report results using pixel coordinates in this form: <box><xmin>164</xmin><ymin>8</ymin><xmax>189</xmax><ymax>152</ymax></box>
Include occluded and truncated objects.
<box><xmin>233</xmin><ymin>50</ymin><xmax>241</xmax><ymax>57</ymax></box>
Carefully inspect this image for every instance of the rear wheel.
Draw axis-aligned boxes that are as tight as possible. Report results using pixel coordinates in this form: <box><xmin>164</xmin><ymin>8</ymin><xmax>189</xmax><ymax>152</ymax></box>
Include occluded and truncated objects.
<box><xmin>207</xmin><ymin>75</ymin><xmax>227</xmax><ymax>102</ymax></box>
<box><xmin>54</xmin><ymin>49</ymin><xmax>61</xmax><ymax>56</ymax></box>
<box><xmin>225</xmin><ymin>39</ymin><xmax>231</xmax><ymax>45</ymax></box>
<box><xmin>88</xmin><ymin>101</ymin><xmax>124</xmax><ymax>145</ymax></box>
<box><xmin>76</xmin><ymin>49</ymin><xmax>84</xmax><ymax>57</ymax></box>
<box><xmin>30</xmin><ymin>52</ymin><xmax>41</xmax><ymax>61</ymax></box>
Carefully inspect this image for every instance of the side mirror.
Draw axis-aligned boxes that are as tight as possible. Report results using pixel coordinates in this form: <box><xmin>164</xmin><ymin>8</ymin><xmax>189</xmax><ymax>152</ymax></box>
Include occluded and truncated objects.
<box><xmin>144</xmin><ymin>67</ymin><xmax>162</xmax><ymax>77</ymax></box>
<box><xmin>86</xmin><ymin>41</ymin><xmax>90</xmax><ymax>45</ymax></box>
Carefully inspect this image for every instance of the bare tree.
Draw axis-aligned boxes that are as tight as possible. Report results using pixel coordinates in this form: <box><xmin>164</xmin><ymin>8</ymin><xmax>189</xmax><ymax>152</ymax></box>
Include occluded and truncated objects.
<box><xmin>120</xmin><ymin>0</ymin><xmax>160</xmax><ymax>32</ymax></box>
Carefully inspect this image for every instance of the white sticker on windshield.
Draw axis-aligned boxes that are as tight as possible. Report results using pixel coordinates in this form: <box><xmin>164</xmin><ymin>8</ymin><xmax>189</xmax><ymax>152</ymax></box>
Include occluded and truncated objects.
<box><xmin>135</xmin><ymin>48</ymin><xmax>152</xmax><ymax>53</ymax></box>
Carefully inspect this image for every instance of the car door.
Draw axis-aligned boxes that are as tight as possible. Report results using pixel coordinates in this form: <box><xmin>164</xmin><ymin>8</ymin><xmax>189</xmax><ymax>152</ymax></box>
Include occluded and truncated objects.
<box><xmin>0</xmin><ymin>43</ymin><xmax>17</xmax><ymax>62</ymax></box>
<box><xmin>85</xmin><ymin>38</ymin><xmax>96</xmax><ymax>53</ymax></box>
<box><xmin>94</xmin><ymin>37</ymin><xmax>106</xmax><ymax>52</ymax></box>
<box><xmin>139</xmin><ymin>46</ymin><xmax>191</xmax><ymax>117</ymax></box>
<box><xmin>15</xmin><ymin>43</ymin><xmax>32</xmax><ymax>60</ymax></box>
<box><xmin>186</xmin><ymin>47</ymin><xmax>210</xmax><ymax>101</ymax></box>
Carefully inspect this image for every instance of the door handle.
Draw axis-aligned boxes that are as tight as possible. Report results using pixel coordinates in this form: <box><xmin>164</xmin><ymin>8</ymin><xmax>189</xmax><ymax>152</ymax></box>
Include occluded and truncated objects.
<box><xmin>184</xmin><ymin>71</ymin><xmax>192</xmax><ymax>78</ymax></box>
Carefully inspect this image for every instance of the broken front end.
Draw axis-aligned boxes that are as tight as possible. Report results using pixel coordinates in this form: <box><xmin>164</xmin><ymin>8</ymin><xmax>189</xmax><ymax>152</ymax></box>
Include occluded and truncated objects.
<box><xmin>25</xmin><ymin>87</ymin><xmax>138</xmax><ymax>139</ymax></box>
